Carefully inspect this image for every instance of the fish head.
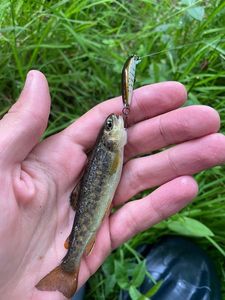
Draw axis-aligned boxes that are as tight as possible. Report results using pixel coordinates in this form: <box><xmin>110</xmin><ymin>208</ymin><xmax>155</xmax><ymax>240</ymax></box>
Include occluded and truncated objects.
<box><xmin>102</xmin><ymin>114</ymin><xmax>127</xmax><ymax>150</ymax></box>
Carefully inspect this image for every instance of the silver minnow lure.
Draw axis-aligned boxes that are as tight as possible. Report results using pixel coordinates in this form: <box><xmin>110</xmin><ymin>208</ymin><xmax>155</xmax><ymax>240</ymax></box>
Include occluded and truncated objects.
<box><xmin>121</xmin><ymin>55</ymin><xmax>141</xmax><ymax>125</ymax></box>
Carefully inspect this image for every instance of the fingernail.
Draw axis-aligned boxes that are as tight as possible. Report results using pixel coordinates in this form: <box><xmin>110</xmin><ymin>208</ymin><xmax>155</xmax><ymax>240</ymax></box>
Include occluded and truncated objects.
<box><xmin>24</xmin><ymin>71</ymin><xmax>34</xmax><ymax>89</ymax></box>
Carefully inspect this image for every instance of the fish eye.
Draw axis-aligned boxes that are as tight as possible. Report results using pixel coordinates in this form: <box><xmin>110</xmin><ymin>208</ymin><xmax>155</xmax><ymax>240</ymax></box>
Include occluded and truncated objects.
<box><xmin>106</xmin><ymin>117</ymin><xmax>114</xmax><ymax>131</ymax></box>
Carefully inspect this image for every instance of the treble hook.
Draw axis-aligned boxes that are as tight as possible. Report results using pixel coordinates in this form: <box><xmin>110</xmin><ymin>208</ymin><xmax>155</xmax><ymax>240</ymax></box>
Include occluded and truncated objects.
<box><xmin>122</xmin><ymin>105</ymin><xmax>130</xmax><ymax>128</ymax></box>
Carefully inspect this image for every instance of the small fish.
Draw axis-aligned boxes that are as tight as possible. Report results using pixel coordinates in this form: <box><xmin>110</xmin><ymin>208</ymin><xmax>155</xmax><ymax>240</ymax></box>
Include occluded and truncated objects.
<box><xmin>121</xmin><ymin>55</ymin><xmax>141</xmax><ymax>119</ymax></box>
<box><xmin>36</xmin><ymin>114</ymin><xmax>127</xmax><ymax>298</ymax></box>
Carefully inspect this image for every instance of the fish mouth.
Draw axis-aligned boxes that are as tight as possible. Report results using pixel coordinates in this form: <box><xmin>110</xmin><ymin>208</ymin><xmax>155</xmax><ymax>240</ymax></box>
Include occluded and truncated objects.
<box><xmin>112</xmin><ymin>114</ymin><xmax>124</xmax><ymax>128</ymax></box>
<box><xmin>106</xmin><ymin>113</ymin><xmax>126</xmax><ymax>146</ymax></box>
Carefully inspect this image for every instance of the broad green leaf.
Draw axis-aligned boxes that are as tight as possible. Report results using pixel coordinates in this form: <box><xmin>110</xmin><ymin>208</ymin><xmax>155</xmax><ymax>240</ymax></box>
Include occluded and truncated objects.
<box><xmin>154</xmin><ymin>221</ymin><xmax>167</xmax><ymax>229</ymax></box>
<box><xmin>168</xmin><ymin>217</ymin><xmax>214</xmax><ymax>237</ymax></box>
<box><xmin>154</xmin><ymin>23</ymin><xmax>174</xmax><ymax>32</ymax></box>
<box><xmin>187</xmin><ymin>6</ymin><xmax>205</xmax><ymax>21</ymax></box>
<box><xmin>102</xmin><ymin>255</ymin><xmax>115</xmax><ymax>275</ymax></box>
<box><xmin>104</xmin><ymin>274</ymin><xmax>116</xmax><ymax>297</ymax></box>
<box><xmin>129</xmin><ymin>286</ymin><xmax>144</xmax><ymax>300</ymax></box>
<box><xmin>114</xmin><ymin>260</ymin><xmax>129</xmax><ymax>289</ymax></box>
<box><xmin>131</xmin><ymin>261</ymin><xmax>146</xmax><ymax>287</ymax></box>
<box><xmin>143</xmin><ymin>280</ymin><xmax>163</xmax><ymax>298</ymax></box>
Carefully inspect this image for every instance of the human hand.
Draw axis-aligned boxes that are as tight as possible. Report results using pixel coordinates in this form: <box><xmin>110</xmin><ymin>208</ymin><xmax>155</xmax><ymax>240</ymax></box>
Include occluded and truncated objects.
<box><xmin>0</xmin><ymin>71</ymin><xmax>224</xmax><ymax>300</ymax></box>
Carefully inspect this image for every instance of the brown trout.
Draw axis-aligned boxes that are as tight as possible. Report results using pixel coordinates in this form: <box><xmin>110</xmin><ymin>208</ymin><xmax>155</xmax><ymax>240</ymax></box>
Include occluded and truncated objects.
<box><xmin>36</xmin><ymin>114</ymin><xmax>127</xmax><ymax>298</ymax></box>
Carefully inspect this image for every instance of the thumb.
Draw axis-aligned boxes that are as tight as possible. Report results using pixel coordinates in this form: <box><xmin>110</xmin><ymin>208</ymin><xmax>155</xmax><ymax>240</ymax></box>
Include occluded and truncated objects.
<box><xmin>0</xmin><ymin>70</ymin><xmax>51</xmax><ymax>166</ymax></box>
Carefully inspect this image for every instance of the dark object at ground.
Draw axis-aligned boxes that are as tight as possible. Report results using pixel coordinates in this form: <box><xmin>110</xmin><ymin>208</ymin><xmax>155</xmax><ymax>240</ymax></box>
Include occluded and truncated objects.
<box><xmin>72</xmin><ymin>285</ymin><xmax>85</xmax><ymax>300</ymax></box>
<box><xmin>122</xmin><ymin>236</ymin><xmax>221</xmax><ymax>300</ymax></box>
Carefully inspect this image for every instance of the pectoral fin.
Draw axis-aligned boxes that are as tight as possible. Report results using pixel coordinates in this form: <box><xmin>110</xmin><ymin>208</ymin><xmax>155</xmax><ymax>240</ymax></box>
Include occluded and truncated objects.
<box><xmin>85</xmin><ymin>235</ymin><xmax>96</xmax><ymax>255</ymax></box>
<box><xmin>109</xmin><ymin>152</ymin><xmax>120</xmax><ymax>175</ymax></box>
<box><xmin>70</xmin><ymin>183</ymin><xmax>81</xmax><ymax>211</ymax></box>
<box><xmin>70</xmin><ymin>158</ymin><xmax>88</xmax><ymax>210</ymax></box>
<box><xmin>64</xmin><ymin>235</ymin><xmax>70</xmax><ymax>249</ymax></box>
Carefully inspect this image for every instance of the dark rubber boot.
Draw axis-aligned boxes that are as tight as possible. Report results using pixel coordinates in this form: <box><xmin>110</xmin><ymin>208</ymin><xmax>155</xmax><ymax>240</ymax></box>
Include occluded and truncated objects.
<box><xmin>122</xmin><ymin>236</ymin><xmax>221</xmax><ymax>300</ymax></box>
<box><xmin>72</xmin><ymin>285</ymin><xmax>85</xmax><ymax>300</ymax></box>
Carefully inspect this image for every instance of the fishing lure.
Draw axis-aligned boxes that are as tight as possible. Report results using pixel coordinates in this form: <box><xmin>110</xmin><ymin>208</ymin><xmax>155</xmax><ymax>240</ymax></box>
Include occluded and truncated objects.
<box><xmin>121</xmin><ymin>55</ymin><xmax>141</xmax><ymax>127</ymax></box>
<box><xmin>120</xmin><ymin>41</ymin><xmax>207</xmax><ymax>122</ymax></box>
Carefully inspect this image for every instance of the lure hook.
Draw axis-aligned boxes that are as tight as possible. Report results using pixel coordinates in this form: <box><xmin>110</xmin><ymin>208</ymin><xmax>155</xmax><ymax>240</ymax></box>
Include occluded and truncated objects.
<box><xmin>122</xmin><ymin>105</ymin><xmax>130</xmax><ymax>128</ymax></box>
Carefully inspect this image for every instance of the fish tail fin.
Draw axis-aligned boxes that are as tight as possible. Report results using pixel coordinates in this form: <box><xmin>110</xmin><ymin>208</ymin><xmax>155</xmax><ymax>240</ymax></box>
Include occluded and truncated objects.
<box><xmin>36</xmin><ymin>265</ymin><xmax>79</xmax><ymax>299</ymax></box>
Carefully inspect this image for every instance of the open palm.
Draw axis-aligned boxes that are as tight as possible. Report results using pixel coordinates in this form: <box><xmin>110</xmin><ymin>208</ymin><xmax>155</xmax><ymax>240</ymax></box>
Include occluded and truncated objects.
<box><xmin>1</xmin><ymin>71</ymin><xmax>225</xmax><ymax>300</ymax></box>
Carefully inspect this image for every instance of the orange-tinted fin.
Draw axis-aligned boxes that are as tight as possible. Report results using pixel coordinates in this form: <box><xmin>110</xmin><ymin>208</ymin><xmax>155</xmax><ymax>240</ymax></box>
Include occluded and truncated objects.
<box><xmin>70</xmin><ymin>159</ymin><xmax>88</xmax><ymax>210</ymax></box>
<box><xmin>109</xmin><ymin>151</ymin><xmax>120</xmax><ymax>175</ymax></box>
<box><xmin>36</xmin><ymin>265</ymin><xmax>79</xmax><ymax>299</ymax></box>
<box><xmin>84</xmin><ymin>203</ymin><xmax>113</xmax><ymax>256</ymax></box>
<box><xmin>70</xmin><ymin>182</ymin><xmax>81</xmax><ymax>210</ymax></box>
<box><xmin>64</xmin><ymin>236</ymin><xmax>70</xmax><ymax>249</ymax></box>
<box><xmin>85</xmin><ymin>235</ymin><xmax>96</xmax><ymax>255</ymax></box>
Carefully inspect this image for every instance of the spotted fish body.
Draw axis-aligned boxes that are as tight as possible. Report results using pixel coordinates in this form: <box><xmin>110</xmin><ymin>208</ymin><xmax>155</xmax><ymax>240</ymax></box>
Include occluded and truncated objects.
<box><xmin>62</xmin><ymin>114</ymin><xmax>126</xmax><ymax>271</ymax></box>
<box><xmin>36</xmin><ymin>114</ymin><xmax>127</xmax><ymax>298</ymax></box>
<box><xmin>121</xmin><ymin>55</ymin><xmax>141</xmax><ymax>110</ymax></box>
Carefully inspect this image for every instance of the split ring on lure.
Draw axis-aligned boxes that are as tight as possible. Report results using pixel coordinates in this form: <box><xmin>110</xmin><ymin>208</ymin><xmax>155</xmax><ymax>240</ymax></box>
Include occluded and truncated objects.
<box><xmin>121</xmin><ymin>55</ymin><xmax>141</xmax><ymax>127</ymax></box>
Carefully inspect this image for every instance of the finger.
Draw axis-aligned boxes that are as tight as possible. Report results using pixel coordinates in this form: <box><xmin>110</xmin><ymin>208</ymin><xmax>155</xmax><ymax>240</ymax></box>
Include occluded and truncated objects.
<box><xmin>125</xmin><ymin>105</ymin><xmax>220</xmax><ymax>160</ymax></box>
<box><xmin>114</xmin><ymin>133</ymin><xmax>225</xmax><ymax>206</ymax></box>
<box><xmin>0</xmin><ymin>71</ymin><xmax>50</xmax><ymax>165</ymax></box>
<box><xmin>32</xmin><ymin>82</ymin><xmax>186</xmax><ymax>191</ymax></box>
<box><xmin>110</xmin><ymin>176</ymin><xmax>198</xmax><ymax>249</ymax></box>
<box><xmin>62</xmin><ymin>81</ymin><xmax>187</xmax><ymax>150</ymax></box>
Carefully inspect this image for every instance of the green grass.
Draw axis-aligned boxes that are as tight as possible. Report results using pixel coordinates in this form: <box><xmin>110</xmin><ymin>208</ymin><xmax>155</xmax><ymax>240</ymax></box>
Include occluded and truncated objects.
<box><xmin>1</xmin><ymin>0</ymin><xmax>225</xmax><ymax>299</ymax></box>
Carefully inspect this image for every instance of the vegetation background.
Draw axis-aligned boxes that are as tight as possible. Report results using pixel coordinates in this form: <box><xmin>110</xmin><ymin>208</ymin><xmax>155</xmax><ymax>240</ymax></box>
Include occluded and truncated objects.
<box><xmin>1</xmin><ymin>0</ymin><xmax>225</xmax><ymax>299</ymax></box>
